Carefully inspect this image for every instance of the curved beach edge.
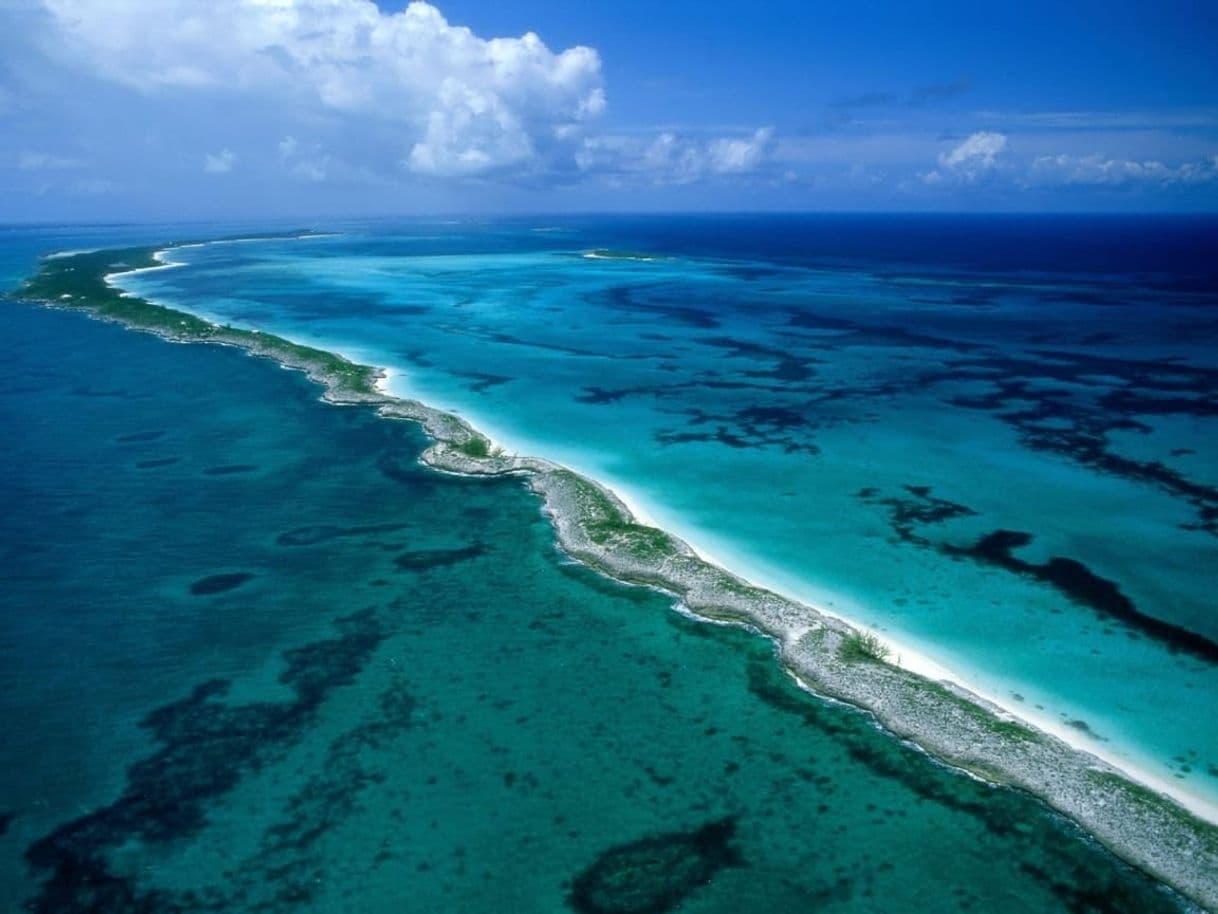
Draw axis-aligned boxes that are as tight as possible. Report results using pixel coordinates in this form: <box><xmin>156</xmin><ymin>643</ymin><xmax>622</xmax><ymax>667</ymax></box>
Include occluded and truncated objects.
<box><xmin>10</xmin><ymin>238</ymin><xmax>1218</xmax><ymax>912</ymax></box>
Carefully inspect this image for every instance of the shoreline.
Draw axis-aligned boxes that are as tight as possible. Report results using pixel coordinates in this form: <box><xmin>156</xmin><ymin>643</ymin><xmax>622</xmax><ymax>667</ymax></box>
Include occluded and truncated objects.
<box><xmin>9</xmin><ymin>237</ymin><xmax>1218</xmax><ymax>912</ymax></box>
<box><xmin>376</xmin><ymin>347</ymin><xmax>1218</xmax><ymax>826</ymax></box>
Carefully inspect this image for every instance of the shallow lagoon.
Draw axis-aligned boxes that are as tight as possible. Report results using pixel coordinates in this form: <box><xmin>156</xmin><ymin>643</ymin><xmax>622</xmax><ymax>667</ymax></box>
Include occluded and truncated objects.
<box><xmin>0</xmin><ymin>295</ymin><xmax>1194</xmax><ymax>912</ymax></box>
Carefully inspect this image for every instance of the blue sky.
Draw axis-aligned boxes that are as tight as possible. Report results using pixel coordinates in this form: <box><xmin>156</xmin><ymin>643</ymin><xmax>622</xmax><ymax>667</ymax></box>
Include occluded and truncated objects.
<box><xmin>1</xmin><ymin>0</ymin><xmax>1216</xmax><ymax>219</ymax></box>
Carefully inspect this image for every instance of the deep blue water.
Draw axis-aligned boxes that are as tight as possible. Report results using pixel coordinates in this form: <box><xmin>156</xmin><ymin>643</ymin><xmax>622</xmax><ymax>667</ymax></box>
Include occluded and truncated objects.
<box><xmin>526</xmin><ymin>213</ymin><xmax>1218</xmax><ymax>279</ymax></box>
<box><xmin>0</xmin><ymin>220</ymin><xmax>1208</xmax><ymax>912</ymax></box>
<box><xmin>117</xmin><ymin>213</ymin><xmax>1218</xmax><ymax>806</ymax></box>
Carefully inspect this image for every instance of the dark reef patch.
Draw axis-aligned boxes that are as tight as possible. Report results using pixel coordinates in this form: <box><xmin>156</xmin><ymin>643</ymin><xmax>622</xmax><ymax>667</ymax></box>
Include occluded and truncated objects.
<box><xmin>376</xmin><ymin>303</ymin><xmax>430</xmax><ymax>317</ymax></box>
<box><xmin>654</xmin><ymin>403</ymin><xmax>822</xmax><ymax>456</ymax></box>
<box><xmin>735</xmin><ymin>405</ymin><xmax>808</xmax><ymax>430</ymax></box>
<box><xmin>946</xmin><ymin>531</ymin><xmax>1218</xmax><ymax>663</ymax></box>
<box><xmin>655</xmin><ymin>427</ymin><xmax>751</xmax><ymax>450</ymax></box>
<box><xmin>786</xmin><ymin>309</ymin><xmax>981</xmax><ymax>353</ymax></box>
<box><xmin>575</xmin><ymin>375</ymin><xmax>814</xmax><ymax>408</ymax></box>
<box><xmin>744</xmin><ymin>357</ymin><xmax>815</xmax><ymax>382</ymax></box>
<box><xmin>700</xmin><ymin>335</ymin><xmax>820</xmax><ymax>383</ymax></box>
<box><xmin>917</xmin><ymin>349</ymin><xmax>1218</xmax><ymax>536</ymax></box>
<box><xmin>116</xmin><ymin>430</ymin><xmax>165</xmax><ymax>443</ymax></box>
<box><xmin>568</xmin><ymin>817</ymin><xmax>742</xmax><ymax>914</ymax></box>
<box><xmin>860</xmin><ymin>485</ymin><xmax>1218</xmax><ymax>662</ymax></box>
<box><xmin>397</xmin><ymin>347</ymin><xmax>435</xmax><ymax>369</ymax></box>
<box><xmin>591</xmin><ymin>284</ymin><xmax>720</xmax><ymax>329</ymax></box>
<box><xmin>394</xmin><ymin>542</ymin><xmax>485</xmax><ymax>571</ymax></box>
<box><xmin>484</xmin><ymin>329</ymin><xmax>632</xmax><ymax>359</ymax></box>
<box><xmin>555</xmin><ymin>560</ymin><xmax>655</xmax><ymax>604</ymax></box>
<box><xmin>454</xmin><ymin>370</ymin><xmax>515</xmax><ymax>393</ymax></box>
<box><xmin>1099</xmin><ymin>390</ymin><xmax>1216</xmax><ymax>418</ymax></box>
<box><xmin>22</xmin><ymin>609</ymin><xmax>386</xmax><ymax>913</ymax></box>
<box><xmin>189</xmin><ymin>572</ymin><xmax>254</xmax><ymax>596</ymax></box>
<box><xmin>203</xmin><ymin>464</ymin><xmax>258</xmax><ymax>476</ymax></box>
<box><xmin>0</xmin><ymin>810</ymin><xmax>12</xmax><ymax>837</ymax></box>
<box><xmin>242</xmin><ymin>676</ymin><xmax>417</xmax><ymax>899</ymax></box>
<box><xmin>276</xmin><ymin>522</ymin><xmax>408</xmax><ymax>547</ymax></box>
<box><xmin>578</xmin><ymin>385</ymin><xmax>655</xmax><ymax>405</ymax></box>
<box><xmin>856</xmin><ymin>485</ymin><xmax>977</xmax><ymax>542</ymax></box>
<box><xmin>135</xmin><ymin>457</ymin><xmax>181</xmax><ymax>469</ymax></box>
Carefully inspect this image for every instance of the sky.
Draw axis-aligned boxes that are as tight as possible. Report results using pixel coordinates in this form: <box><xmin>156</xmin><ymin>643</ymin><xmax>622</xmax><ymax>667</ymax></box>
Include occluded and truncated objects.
<box><xmin>1</xmin><ymin>0</ymin><xmax>1216</xmax><ymax>219</ymax></box>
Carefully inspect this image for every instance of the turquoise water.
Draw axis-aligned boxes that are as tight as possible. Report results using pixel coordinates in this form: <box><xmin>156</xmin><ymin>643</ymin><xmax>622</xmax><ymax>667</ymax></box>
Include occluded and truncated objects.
<box><xmin>116</xmin><ymin>215</ymin><xmax>1218</xmax><ymax>807</ymax></box>
<box><xmin>0</xmin><ymin>258</ymin><xmax>1196</xmax><ymax>911</ymax></box>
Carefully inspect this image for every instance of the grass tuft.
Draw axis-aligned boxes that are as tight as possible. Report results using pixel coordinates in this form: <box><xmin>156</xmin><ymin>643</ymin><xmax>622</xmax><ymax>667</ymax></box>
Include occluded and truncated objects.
<box><xmin>838</xmin><ymin>630</ymin><xmax>891</xmax><ymax>664</ymax></box>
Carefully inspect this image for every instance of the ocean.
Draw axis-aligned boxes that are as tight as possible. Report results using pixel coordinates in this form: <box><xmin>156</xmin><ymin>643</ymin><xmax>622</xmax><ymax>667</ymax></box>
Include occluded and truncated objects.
<box><xmin>1</xmin><ymin>216</ymin><xmax>1213</xmax><ymax>912</ymax></box>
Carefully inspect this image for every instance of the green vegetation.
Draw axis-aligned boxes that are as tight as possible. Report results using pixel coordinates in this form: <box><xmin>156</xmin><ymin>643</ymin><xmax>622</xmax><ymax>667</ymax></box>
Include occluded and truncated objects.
<box><xmin>583</xmin><ymin>503</ymin><xmax>676</xmax><ymax>560</ymax></box>
<box><xmin>593</xmin><ymin>521</ymin><xmax>676</xmax><ymax>561</ymax></box>
<box><xmin>911</xmin><ymin>679</ymin><xmax>1041</xmax><ymax>744</ymax></box>
<box><xmin>838</xmin><ymin>630</ymin><xmax>891</xmax><ymax>664</ymax></box>
<box><xmin>557</xmin><ymin>469</ymin><xmax>678</xmax><ymax>562</ymax></box>
<box><xmin>801</xmin><ymin>627</ymin><xmax>828</xmax><ymax>649</ymax></box>
<box><xmin>456</xmin><ymin>436</ymin><xmax>491</xmax><ymax>459</ymax></box>
<box><xmin>17</xmin><ymin>247</ymin><xmax>213</xmax><ymax>335</ymax></box>
<box><xmin>1086</xmin><ymin>771</ymin><xmax>1218</xmax><ymax>854</ymax></box>
<box><xmin>7</xmin><ymin>240</ymin><xmax>380</xmax><ymax>398</ymax></box>
<box><xmin>711</xmin><ymin>572</ymin><xmax>761</xmax><ymax>599</ymax></box>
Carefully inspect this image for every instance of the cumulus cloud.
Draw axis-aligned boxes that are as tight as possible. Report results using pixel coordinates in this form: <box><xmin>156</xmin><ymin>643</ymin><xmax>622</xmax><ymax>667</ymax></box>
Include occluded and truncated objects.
<box><xmin>36</xmin><ymin>0</ymin><xmax>606</xmax><ymax>180</ymax></box>
<box><xmin>940</xmin><ymin>131</ymin><xmax>1006</xmax><ymax>169</ymax></box>
<box><xmin>203</xmin><ymin>149</ymin><xmax>237</xmax><ymax>174</ymax></box>
<box><xmin>1028</xmin><ymin>153</ymin><xmax>1218</xmax><ymax>187</ymax></box>
<box><xmin>578</xmin><ymin>127</ymin><xmax>774</xmax><ymax>185</ymax></box>
<box><xmin>708</xmin><ymin>128</ymin><xmax>774</xmax><ymax>174</ymax></box>
<box><xmin>3</xmin><ymin>0</ymin><xmax>786</xmax><ymax>207</ymax></box>
<box><xmin>921</xmin><ymin>131</ymin><xmax>1007</xmax><ymax>184</ymax></box>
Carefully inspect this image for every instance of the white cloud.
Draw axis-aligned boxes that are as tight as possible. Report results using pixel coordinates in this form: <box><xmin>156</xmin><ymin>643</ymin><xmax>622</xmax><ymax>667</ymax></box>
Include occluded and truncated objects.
<box><xmin>940</xmin><ymin>131</ymin><xmax>1006</xmax><ymax>168</ymax></box>
<box><xmin>37</xmin><ymin>0</ymin><xmax>605</xmax><ymax>180</ymax></box>
<box><xmin>578</xmin><ymin>127</ymin><xmax>775</xmax><ymax>184</ymax></box>
<box><xmin>707</xmin><ymin>128</ymin><xmax>774</xmax><ymax>173</ymax></box>
<box><xmin>204</xmin><ymin>149</ymin><xmax>236</xmax><ymax>174</ymax></box>
<box><xmin>408</xmin><ymin>82</ymin><xmax>536</xmax><ymax>176</ymax></box>
<box><xmin>1028</xmin><ymin>153</ymin><xmax>1218</xmax><ymax>187</ymax></box>
<box><xmin>921</xmin><ymin>130</ymin><xmax>1007</xmax><ymax>185</ymax></box>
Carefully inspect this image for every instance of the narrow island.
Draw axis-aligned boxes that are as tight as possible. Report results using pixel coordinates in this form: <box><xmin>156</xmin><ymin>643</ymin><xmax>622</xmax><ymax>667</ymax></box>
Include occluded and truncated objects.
<box><xmin>9</xmin><ymin>237</ymin><xmax>1218</xmax><ymax>911</ymax></box>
